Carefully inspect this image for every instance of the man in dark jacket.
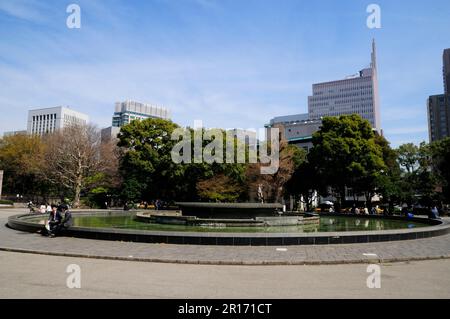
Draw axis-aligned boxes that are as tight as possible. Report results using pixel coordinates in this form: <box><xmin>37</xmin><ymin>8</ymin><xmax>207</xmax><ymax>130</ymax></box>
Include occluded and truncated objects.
<box><xmin>47</xmin><ymin>204</ymin><xmax>73</xmax><ymax>237</ymax></box>
<box><xmin>45</xmin><ymin>204</ymin><xmax>62</xmax><ymax>237</ymax></box>
<box><xmin>60</xmin><ymin>204</ymin><xmax>73</xmax><ymax>229</ymax></box>
<box><xmin>53</xmin><ymin>204</ymin><xmax>73</xmax><ymax>237</ymax></box>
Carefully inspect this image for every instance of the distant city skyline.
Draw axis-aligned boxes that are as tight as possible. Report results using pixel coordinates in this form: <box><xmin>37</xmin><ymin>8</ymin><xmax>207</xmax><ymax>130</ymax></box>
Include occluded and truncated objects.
<box><xmin>0</xmin><ymin>0</ymin><xmax>449</xmax><ymax>146</ymax></box>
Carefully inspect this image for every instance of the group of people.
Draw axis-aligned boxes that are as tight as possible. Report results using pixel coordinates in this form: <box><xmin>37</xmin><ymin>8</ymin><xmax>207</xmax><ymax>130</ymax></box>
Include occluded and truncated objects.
<box><xmin>334</xmin><ymin>205</ymin><xmax>383</xmax><ymax>215</ymax></box>
<box><xmin>27</xmin><ymin>201</ymin><xmax>47</xmax><ymax>214</ymax></box>
<box><xmin>135</xmin><ymin>199</ymin><xmax>164</xmax><ymax>210</ymax></box>
<box><xmin>41</xmin><ymin>204</ymin><xmax>73</xmax><ymax>238</ymax></box>
<box><xmin>356</xmin><ymin>205</ymin><xmax>382</xmax><ymax>215</ymax></box>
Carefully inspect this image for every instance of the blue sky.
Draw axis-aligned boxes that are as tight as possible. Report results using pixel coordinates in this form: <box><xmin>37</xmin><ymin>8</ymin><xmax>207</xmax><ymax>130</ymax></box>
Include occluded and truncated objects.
<box><xmin>0</xmin><ymin>0</ymin><xmax>449</xmax><ymax>146</ymax></box>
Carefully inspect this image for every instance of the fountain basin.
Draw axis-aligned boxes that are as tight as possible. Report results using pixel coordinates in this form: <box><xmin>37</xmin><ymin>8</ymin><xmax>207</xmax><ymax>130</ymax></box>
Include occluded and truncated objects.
<box><xmin>7</xmin><ymin>211</ymin><xmax>450</xmax><ymax>246</ymax></box>
<box><xmin>136</xmin><ymin>211</ymin><xmax>320</xmax><ymax>227</ymax></box>
<box><xmin>175</xmin><ymin>202</ymin><xmax>284</xmax><ymax>219</ymax></box>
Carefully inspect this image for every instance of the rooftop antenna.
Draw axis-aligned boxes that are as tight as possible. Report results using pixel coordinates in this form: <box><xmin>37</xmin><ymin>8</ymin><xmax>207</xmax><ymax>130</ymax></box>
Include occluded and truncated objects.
<box><xmin>371</xmin><ymin>38</ymin><xmax>377</xmax><ymax>71</ymax></box>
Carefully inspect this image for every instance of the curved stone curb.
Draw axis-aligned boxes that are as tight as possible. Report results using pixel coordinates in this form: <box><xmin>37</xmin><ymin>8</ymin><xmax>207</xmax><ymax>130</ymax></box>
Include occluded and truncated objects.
<box><xmin>0</xmin><ymin>245</ymin><xmax>449</xmax><ymax>265</ymax></box>
<box><xmin>7</xmin><ymin>212</ymin><xmax>450</xmax><ymax>246</ymax></box>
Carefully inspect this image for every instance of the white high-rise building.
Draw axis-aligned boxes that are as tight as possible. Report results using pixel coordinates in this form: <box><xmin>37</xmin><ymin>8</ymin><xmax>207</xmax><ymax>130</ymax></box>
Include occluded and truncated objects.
<box><xmin>101</xmin><ymin>100</ymin><xmax>171</xmax><ymax>143</ymax></box>
<box><xmin>112</xmin><ymin>100</ymin><xmax>171</xmax><ymax>127</ymax></box>
<box><xmin>27</xmin><ymin>106</ymin><xmax>89</xmax><ymax>136</ymax></box>
<box><xmin>308</xmin><ymin>40</ymin><xmax>381</xmax><ymax>132</ymax></box>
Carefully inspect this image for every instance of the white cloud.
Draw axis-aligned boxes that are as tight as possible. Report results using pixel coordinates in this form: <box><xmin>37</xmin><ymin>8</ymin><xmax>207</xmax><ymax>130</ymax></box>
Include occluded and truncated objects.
<box><xmin>0</xmin><ymin>0</ymin><xmax>51</xmax><ymax>23</ymax></box>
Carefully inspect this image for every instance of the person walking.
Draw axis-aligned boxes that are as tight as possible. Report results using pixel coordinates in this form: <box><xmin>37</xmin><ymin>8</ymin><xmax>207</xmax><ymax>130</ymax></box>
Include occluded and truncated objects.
<box><xmin>155</xmin><ymin>199</ymin><xmax>161</xmax><ymax>211</ymax></box>
<box><xmin>27</xmin><ymin>201</ymin><xmax>35</xmax><ymax>213</ymax></box>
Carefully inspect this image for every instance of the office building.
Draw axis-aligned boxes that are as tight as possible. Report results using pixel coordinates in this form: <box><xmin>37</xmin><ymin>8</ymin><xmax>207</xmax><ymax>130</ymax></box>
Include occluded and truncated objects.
<box><xmin>269</xmin><ymin>113</ymin><xmax>310</xmax><ymax>126</ymax></box>
<box><xmin>101</xmin><ymin>126</ymin><xmax>121</xmax><ymax>143</ymax></box>
<box><xmin>428</xmin><ymin>94</ymin><xmax>450</xmax><ymax>142</ymax></box>
<box><xmin>267</xmin><ymin>40</ymin><xmax>382</xmax><ymax>152</ymax></box>
<box><xmin>112</xmin><ymin>100</ymin><xmax>171</xmax><ymax>127</ymax></box>
<box><xmin>427</xmin><ymin>49</ymin><xmax>450</xmax><ymax>143</ymax></box>
<box><xmin>27</xmin><ymin>106</ymin><xmax>89</xmax><ymax>136</ymax></box>
<box><xmin>308</xmin><ymin>40</ymin><xmax>381</xmax><ymax>132</ymax></box>
<box><xmin>266</xmin><ymin>115</ymin><xmax>322</xmax><ymax>152</ymax></box>
<box><xmin>443</xmin><ymin>49</ymin><xmax>450</xmax><ymax>95</ymax></box>
<box><xmin>102</xmin><ymin>100</ymin><xmax>171</xmax><ymax>143</ymax></box>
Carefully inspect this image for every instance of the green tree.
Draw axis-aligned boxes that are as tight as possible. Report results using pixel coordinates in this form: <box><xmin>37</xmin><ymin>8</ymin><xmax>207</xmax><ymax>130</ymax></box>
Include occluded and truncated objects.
<box><xmin>397</xmin><ymin>143</ymin><xmax>420</xmax><ymax>174</ymax></box>
<box><xmin>118</xmin><ymin>120</ymin><xmax>251</xmax><ymax>204</ymax></box>
<box><xmin>373</xmin><ymin>135</ymin><xmax>404</xmax><ymax>210</ymax></box>
<box><xmin>118</xmin><ymin>118</ymin><xmax>182</xmax><ymax>202</ymax></box>
<box><xmin>307</xmin><ymin>114</ymin><xmax>386</xmax><ymax>207</ymax></box>
<box><xmin>395</xmin><ymin>142</ymin><xmax>438</xmax><ymax>207</ymax></box>
<box><xmin>430</xmin><ymin>137</ymin><xmax>450</xmax><ymax>202</ymax></box>
<box><xmin>285</xmin><ymin>160</ymin><xmax>323</xmax><ymax>211</ymax></box>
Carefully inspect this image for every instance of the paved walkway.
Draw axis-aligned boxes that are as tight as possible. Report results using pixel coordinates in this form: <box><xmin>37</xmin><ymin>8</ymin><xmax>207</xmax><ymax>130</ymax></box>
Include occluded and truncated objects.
<box><xmin>1</xmin><ymin>209</ymin><xmax>450</xmax><ymax>265</ymax></box>
<box><xmin>2</xmin><ymin>251</ymin><xmax>450</xmax><ymax>298</ymax></box>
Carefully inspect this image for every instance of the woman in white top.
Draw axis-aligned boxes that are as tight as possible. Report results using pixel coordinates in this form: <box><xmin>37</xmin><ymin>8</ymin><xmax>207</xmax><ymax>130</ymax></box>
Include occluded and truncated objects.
<box><xmin>39</xmin><ymin>204</ymin><xmax>46</xmax><ymax>214</ymax></box>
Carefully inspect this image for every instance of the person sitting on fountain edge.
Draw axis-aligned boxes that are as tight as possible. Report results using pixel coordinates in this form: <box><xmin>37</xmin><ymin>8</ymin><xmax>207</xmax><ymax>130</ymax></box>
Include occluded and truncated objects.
<box><xmin>45</xmin><ymin>204</ymin><xmax>73</xmax><ymax>237</ymax></box>
<box><xmin>44</xmin><ymin>204</ymin><xmax>62</xmax><ymax>237</ymax></box>
<box><xmin>56</xmin><ymin>204</ymin><xmax>73</xmax><ymax>236</ymax></box>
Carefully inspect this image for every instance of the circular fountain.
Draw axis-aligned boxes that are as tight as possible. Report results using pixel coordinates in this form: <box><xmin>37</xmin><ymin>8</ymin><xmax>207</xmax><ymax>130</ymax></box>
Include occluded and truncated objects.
<box><xmin>7</xmin><ymin>203</ymin><xmax>450</xmax><ymax>245</ymax></box>
<box><xmin>135</xmin><ymin>202</ymin><xmax>320</xmax><ymax>227</ymax></box>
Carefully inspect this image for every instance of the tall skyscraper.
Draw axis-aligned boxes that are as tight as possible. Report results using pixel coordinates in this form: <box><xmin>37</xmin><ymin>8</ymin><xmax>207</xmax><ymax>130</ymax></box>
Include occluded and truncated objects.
<box><xmin>266</xmin><ymin>40</ymin><xmax>382</xmax><ymax>151</ymax></box>
<box><xmin>308</xmin><ymin>40</ymin><xmax>381</xmax><ymax>132</ymax></box>
<box><xmin>428</xmin><ymin>94</ymin><xmax>450</xmax><ymax>142</ymax></box>
<box><xmin>427</xmin><ymin>49</ymin><xmax>450</xmax><ymax>143</ymax></box>
<box><xmin>27</xmin><ymin>106</ymin><xmax>89</xmax><ymax>136</ymax></box>
<box><xmin>443</xmin><ymin>48</ymin><xmax>450</xmax><ymax>95</ymax></box>
<box><xmin>112</xmin><ymin>100</ymin><xmax>171</xmax><ymax>127</ymax></box>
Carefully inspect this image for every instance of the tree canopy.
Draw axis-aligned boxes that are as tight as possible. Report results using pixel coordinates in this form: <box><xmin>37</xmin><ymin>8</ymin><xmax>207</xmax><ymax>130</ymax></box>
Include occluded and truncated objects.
<box><xmin>307</xmin><ymin>114</ymin><xmax>385</xmax><ymax>206</ymax></box>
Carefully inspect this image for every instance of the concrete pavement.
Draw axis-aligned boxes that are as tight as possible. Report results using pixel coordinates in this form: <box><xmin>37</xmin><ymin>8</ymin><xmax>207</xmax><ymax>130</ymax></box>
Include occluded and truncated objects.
<box><xmin>1</xmin><ymin>251</ymin><xmax>449</xmax><ymax>298</ymax></box>
<box><xmin>1</xmin><ymin>208</ymin><xmax>450</xmax><ymax>265</ymax></box>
